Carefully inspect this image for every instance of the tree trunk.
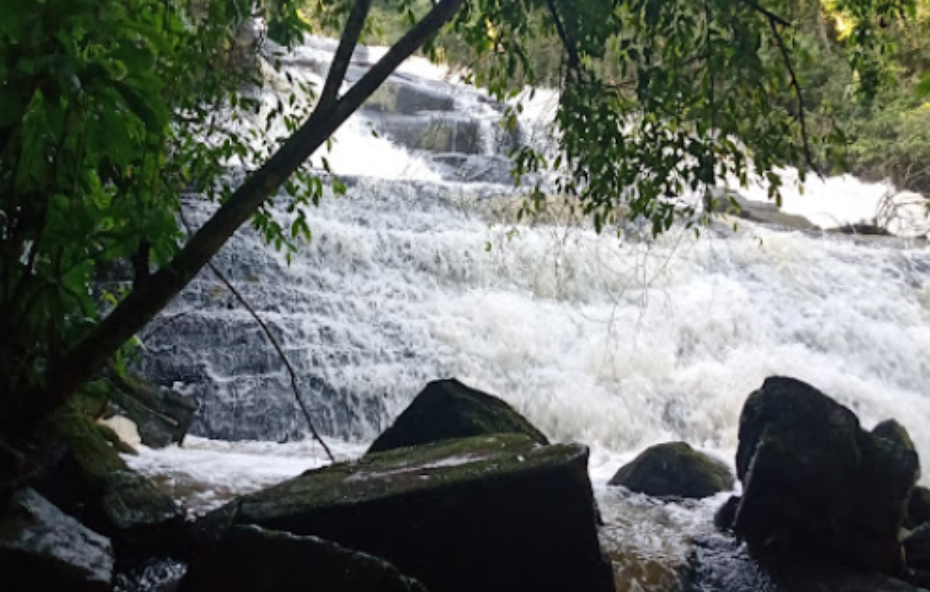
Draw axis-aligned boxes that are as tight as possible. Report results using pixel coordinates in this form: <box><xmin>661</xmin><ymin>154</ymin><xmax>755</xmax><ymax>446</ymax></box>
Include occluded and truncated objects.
<box><xmin>14</xmin><ymin>0</ymin><xmax>468</xmax><ymax>433</ymax></box>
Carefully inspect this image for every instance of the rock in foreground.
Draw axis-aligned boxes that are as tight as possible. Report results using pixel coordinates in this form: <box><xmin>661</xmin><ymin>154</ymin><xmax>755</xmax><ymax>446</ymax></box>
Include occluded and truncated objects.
<box><xmin>687</xmin><ymin>534</ymin><xmax>924</xmax><ymax>592</ymax></box>
<box><xmin>200</xmin><ymin>434</ymin><xmax>613</xmax><ymax>592</ymax></box>
<box><xmin>733</xmin><ymin>376</ymin><xmax>918</xmax><ymax>573</ymax></box>
<box><xmin>608</xmin><ymin>441</ymin><xmax>734</xmax><ymax>499</ymax></box>
<box><xmin>0</xmin><ymin>488</ymin><xmax>114</xmax><ymax>592</ymax></box>
<box><xmin>181</xmin><ymin>525</ymin><xmax>425</xmax><ymax>592</ymax></box>
<box><xmin>367</xmin><ymin>378</ymin><xmax>549</xmax><ymax>454</ymax></box>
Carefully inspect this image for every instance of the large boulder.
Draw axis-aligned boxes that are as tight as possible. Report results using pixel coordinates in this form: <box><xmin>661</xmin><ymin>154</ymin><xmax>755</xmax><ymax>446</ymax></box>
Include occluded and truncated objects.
<box><xmin>180</xmin><ymin>525</ymin><xmax>425</xmax><ymax>592</ymax></box>
<box><xmin>733</xmin><ymin>376</ymin><xmax>919</xmax><ymax>573</ymax></box>
<box><xmin>608</xmin><ymin>441</ymin><xmax>734</xmax><ymax>499</ymax></box>
<box><xmin>904</xmin><ymin>522</ymin><xmax>930</xmax><ymax>572</ymax></box>
<box><xmin>31</xmin><ymin>411</ymin><xmax>185</xmax><ymax>564</ymax></box>
<box><xmin>198</xmin><ymin>433</ymin><xmax>613</xmax><ymax>592</ymax></box>
<box><xmin>0</xmin><ymin>488</ymin><xmax>114</xmax><ymax>592</ymax></box>
<box><xmin>368</xmin><ymin>378</ymin><xmax>548</xmax><ymax>454</ymax></box>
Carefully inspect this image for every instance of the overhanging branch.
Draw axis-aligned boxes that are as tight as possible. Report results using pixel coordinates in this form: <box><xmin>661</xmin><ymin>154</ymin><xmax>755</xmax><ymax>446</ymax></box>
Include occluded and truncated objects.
<box><xmin>30</xmin><ymin>0</ymin><xmax>469</xmax><ymax>429</ymax></box>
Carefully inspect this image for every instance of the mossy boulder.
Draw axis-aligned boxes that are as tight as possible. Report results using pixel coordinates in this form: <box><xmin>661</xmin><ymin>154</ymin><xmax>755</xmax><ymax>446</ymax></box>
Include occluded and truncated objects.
<box><xmin>30</xmin><ymin>411</ymin><xmax>184</xmax><ymax>564</ymax></box>
<box><xmin>608</xmin><ymin>442</ymin><xmax>734</xmax><ymax>499</ymax></box>
<box><xmin>368</xmin><ymin>378</ymin><xmax>548</xmax><ymax>454</ymax></box>
<box><xmin>198</xmin><ymin>434</ymin><xmax>613</xmax><ymax>592</ymax></box>
<box><xmin>733</xmin><ymin>376</ymin><xmax>919</xmax><ymax>574</ymax></box>
<box><xmin>0</xmin><ymin>488</ymin><xmax>114</xmax><ymax>592</ymax></box>
<box><xmin>180</xmin><ymin>525</ymin><xmax>425</xmax><ymax>592</ymax></box>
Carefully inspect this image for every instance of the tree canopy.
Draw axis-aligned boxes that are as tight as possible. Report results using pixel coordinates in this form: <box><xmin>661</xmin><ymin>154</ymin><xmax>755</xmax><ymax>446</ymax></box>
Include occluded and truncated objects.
<box><xmin>0</xmin><ymin>0</ymin><xmax>921</xmax><ymax>434</ymax></box>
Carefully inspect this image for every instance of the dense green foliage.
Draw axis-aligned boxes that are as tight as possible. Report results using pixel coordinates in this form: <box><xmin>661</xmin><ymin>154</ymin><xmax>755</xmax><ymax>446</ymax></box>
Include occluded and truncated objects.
<box><xmin>0</xmin><ymin>0</ymin><xmax>919</xmax><ymax>433</ymax></box>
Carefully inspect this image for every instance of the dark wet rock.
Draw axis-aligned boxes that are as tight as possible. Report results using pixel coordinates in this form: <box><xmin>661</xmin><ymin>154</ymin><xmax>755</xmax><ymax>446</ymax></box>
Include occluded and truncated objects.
<box><xmin>833</xmin><ymin>222</ymin><xmax>892</xmax><ymax>236</ymax></box>
<box><xmin>114</xmin><ymin>557</ymin><xmax>187</xmax><ymax>592</ymax></box>
<box><xmin>180</xmin><ymin>525</ymin><xmax>425</xmax><ymax>592</ymax></box>
<box><xmin>0</xmin><ymin>488</ymin><xmax>114</xmax><ymax>592</ymax></box>
<box><xmin>874</xmin><ymin>419</ymin><xmax>920</xmax><ymax>478</ymax></box>
<box><xmin>905</xmin><ymin>522</ymin><xmax>930</xmax><ymax>572</ymax></box>
<box><xmin>733</xmin><ymin>376</ymin><xmax>919</xmax><ymax>573</ymax></box>
<box><xmin>714</xmin><ymin>495</ymin><xmax>741</xmax><ymax>532</ymax></box>
<box><xmin>368</xmin><ymin>379</ymin><xmax>548</xmax><ymax>454</ymax></box>
<box><xmin>199</xmin><ymin>433</ymin><xmax>613</xmax><ymax>592</ymax></box>
<box><xmin>709</xmin><ymin>190</ymin><xmax>820</xmax><ymax>231</ymax></box>
<box><xmin>31</xmin><ymin>411</ymin><xmax>184</xmax><ymax>564</ymax></box>
<box><xmin>608</xmin><ymin>441</ymin><xmax>734</xmax><ymax>499</ymax></box>
<box><xmin>908</xmin><ymin>487</ymin><xmax>930</xmax><ymax>530</ymax></box>
<box><xmin>104</xmin><ymin>374</ymin><xmax>196</xmax><ymax>449</ymax></box>
<box><xmin>686</xmin><ymin>534</ymin><xmax>925</xmax><ymax>592</ymax></box>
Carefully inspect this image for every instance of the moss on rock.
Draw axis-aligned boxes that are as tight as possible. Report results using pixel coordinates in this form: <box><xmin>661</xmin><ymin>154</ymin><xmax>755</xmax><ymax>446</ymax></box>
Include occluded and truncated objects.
<box><xmin>201</xmin><ymin>434</ymin><xmax>613</xmax><ymax>592</ymax></box>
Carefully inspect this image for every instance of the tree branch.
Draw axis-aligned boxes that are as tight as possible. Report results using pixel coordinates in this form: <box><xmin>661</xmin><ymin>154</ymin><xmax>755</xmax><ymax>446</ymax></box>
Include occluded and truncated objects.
<box><xmin>765</xmin><ymin>16</ymin><xmax>820</xmax><ymax>175</ymax></box>
<box><xmin>545</xmin><ymin>0</ymin><xmax>583</xmax><ymax>81</ymax></box>
<box><xmin>26</xmin><ymin>0</ymin><xmax>469</xmax><ymax>430</ymax></box>
<box><xmin>738</xmin><ymin>0</ymin><xmax>791</xmax><ymax>28</ymax></box>
<box><xmin>318</xmin><ymin>0</ymin><xmax>373</xmax><ymax>110</ymax></box>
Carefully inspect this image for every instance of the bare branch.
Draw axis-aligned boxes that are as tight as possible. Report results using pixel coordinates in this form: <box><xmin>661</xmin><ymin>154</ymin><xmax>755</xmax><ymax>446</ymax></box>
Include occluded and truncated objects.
<box><xmin>179</xmin><ymin>211</ymin><xmax>334</xmax><ymax>462</ymax></box>
<box><xmin>765</xmin><ymin>16</ymin><xmax>821</xmax><ymax>176</ymax></box>
<box><xmin>545</xmin><ymin>0</ymin><xmax>583</xmax><ymax>81</ymax></box>
<box><xmin>738</xmin><ymin>0</ymin><xmax>791</xmax><ymax>28</ymax></box>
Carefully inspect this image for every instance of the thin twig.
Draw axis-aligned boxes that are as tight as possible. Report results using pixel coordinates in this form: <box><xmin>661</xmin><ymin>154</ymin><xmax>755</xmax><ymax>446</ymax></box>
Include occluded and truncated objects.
<box><xmin>765</xmin><ymin>16</ymin><xmax>820</xmax><ymax>176</ymax></box>
<box><xmin>545</xmin><ymin>0</ymin><xmax>583</xmax><ymax>81</ymax></box>
<box><xmin>738</xmin><ymin>0</ymin><xmax>791</xmax><ymax>28</ymax></box>
<box><xmin>179</xmin><ymin>210</ymin><xmax>334</xmax><ymax>462</ymax></box>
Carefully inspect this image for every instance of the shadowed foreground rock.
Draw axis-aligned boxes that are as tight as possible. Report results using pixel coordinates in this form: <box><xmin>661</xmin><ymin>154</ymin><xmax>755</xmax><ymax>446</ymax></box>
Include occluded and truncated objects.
<box><xmin>731</xmin><ymin>376</ymin><xmax>918</xmax><ymax>573</ymax></box>
<box><xmin>180</xmin><ymin>525</ymin><xmax>425</xmax><ymax>592</ymax></box>
<box><xmin>687</xmin><ymin>534</ymin><xmax>925</xmax><ymax>592</ymax></box>
<box><xmin>0</xmin><ymin>488</ymin><xmax>114</xmax><ymax>592</ymax></box>
<box><xmin>609</xmin><ymin>441</ymin><xmax>734</xmax><ymax>499</ymax></box>
<box><xmin>197</xmin><ymin>434</ymin><xmax>613</xmax><ymax>592</ymax></box>
<box><xmin>367</xmin><ymin>378</ymin><xmax>549</xmax><ymax>454</ymax></box>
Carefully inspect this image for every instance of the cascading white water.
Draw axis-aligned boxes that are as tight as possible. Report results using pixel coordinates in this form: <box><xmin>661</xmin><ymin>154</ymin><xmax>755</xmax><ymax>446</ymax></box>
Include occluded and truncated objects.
<box><xmin>126</xmin><ymin>34</ymin><xmax>930</xmax><ymax>590</ymax></box>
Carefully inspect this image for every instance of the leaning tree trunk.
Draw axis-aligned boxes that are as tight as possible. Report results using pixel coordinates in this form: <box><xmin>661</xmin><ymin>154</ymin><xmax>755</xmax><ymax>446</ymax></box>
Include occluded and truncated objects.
<box><xmin>10</xmin><ymin>0</ymin><xmax>469</xmax><ymax>435</ymax></box>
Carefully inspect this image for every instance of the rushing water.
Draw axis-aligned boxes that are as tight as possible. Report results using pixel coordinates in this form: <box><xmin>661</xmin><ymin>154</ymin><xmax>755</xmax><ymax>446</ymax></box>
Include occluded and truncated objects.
<box><xmin>126</xmin><ymin>34</ymin><xmax>930</xmax><ymax>591</ymax></box>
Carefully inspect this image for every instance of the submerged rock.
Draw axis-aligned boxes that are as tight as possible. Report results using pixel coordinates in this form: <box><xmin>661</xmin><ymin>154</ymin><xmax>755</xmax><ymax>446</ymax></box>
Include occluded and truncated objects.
<box><xmin>199</xmin><ymin>433</ymin><xmax>613</xmax><ymax>592</ymax></box>
<box><xmin>733</xmin><ymin>376</ymin><xmax>918</xmax><ymax>573</ymax></box>
<box><xmin>0</xmin><ymin>488</ymin><xmax>114</xmax><ymax>592</ymax></box>
<box><xmin>180</xmin><ymin>525</ymin><xmax>425</xmax><ymax>592</ymax></box>
<box><xmin>608</xmin><ymin>441</ymin><xmax>734</xmax><ymax>499</ymax></box>
<box><xmin>368</xmin><ymin>378</ymin><xmax>549</xmax><ymax>454</ymax></box>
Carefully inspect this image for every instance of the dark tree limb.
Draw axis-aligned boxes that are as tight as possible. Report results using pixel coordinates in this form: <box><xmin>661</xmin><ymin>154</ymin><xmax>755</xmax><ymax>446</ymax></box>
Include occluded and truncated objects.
<box><xmin>765</xmin><ymin>15</ymin><xmax>820</xmax><ymax>176</ymax></box>
<box><xmin>23</xmin><ymin>0</ymin><xmax>469</xmax><ymax>431</ymax></box>
<box><xmin>179</xmin><ymin>211</ymin><xmax>334</xmax><ymax>462</ymax></box>
<box><xmin>318</xmin><ymin>0</ymin><xmax>374</xmax><ymax>109</ymax></box>
<box><xmin>545</xmin><ymin>0</ymin><xmax>583</xmax><ymax>80</ymax></box>
<box><xmin>737</xmin><ymin>0</ymin><xmax>791</xmax><ymax>28</ymax></box>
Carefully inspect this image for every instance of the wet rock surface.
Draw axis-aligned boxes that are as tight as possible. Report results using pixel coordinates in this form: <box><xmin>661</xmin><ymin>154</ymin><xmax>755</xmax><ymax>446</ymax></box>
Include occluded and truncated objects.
<box><xmin>0</xmin><ymin>488</ymin><xmax>114</xmax><ymax>592</ymax></box>
<box><xmin>687</xmin><ymin>534</ymin><xmax>926</xmax><ymax>592</ymax></box>
<box><xmin>608</xmin><ymin>441</ymin><xmax>734</xmax><ymax>499</ymax></box>
<box><xmin>198</xmin><ymin>433</ymin><xmax>613</xmax><ymax>592</ymax></box>
<box><xmin>733</xmin><ymin>376</ymin><xmax>919</xmax><ymax>573</ymax></box>
<box><xmin>180</xmin><ymin>525</ymin><xmax>425</xmax><ymax>592</ymax></box>
<box><xmin>368</xmin><ymin>378</ymin><xmax>549</xmax><ymax>454</ymax></box>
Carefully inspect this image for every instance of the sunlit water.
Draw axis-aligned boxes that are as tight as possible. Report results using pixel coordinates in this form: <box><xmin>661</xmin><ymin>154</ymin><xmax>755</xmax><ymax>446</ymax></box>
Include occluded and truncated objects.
<box><xmin>126</xmin><ymin>34</ymin><xmax>930</xmax><ymax>591</ymax></box>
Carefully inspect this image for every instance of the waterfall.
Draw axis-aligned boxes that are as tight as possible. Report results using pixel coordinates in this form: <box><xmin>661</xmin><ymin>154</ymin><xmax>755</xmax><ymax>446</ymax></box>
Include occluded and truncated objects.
<box><xmin>137</xmin><ymin>35</ymin><xmax>930</xmax><ymax>472</ymax></box>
